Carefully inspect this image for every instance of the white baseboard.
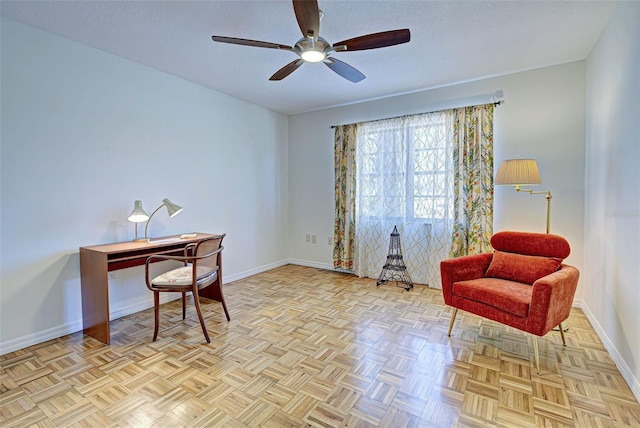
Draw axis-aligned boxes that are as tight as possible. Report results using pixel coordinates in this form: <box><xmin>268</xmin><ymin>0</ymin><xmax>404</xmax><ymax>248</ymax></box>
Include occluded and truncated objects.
<box><xmin>224</xmin><ymin>259</ymin><xmax>291</xmax><ymax>283</ymax></box>
<box><xmin>0</xmin><ymin>321</ymin><xmax>83</xmax><ymax>356</ymax></box>
<box><xmin>288</xmin><ymin>258</ymin><xmax>334</xmax><ymax>271</ymax></box>
<box><xmin>572</xmin><ymin>298</ymin><xmax>640</xmax><ymax>403</ymax></box>
<box><xmin>0</xmin><ymin>292</ymin><xmax>181</xmax><ymax>355</ymax></box>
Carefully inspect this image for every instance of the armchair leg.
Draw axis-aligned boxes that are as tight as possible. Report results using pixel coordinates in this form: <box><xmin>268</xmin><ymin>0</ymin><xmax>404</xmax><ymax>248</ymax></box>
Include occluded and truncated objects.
<box><xmin>558</xmin><ymin>322</ymin><xmax>566</xmax><ymax>346</ymax></box>
<box><xmin>181</xmin><ymin>292</ymin><xmax>186</xmax><ymax>320</ymax></box>
<box><xmin>447</xmin><ymin>308</ymin><xmax>458</xmax><ymax>337</ymax></box>
<box><xmin>192</xmin><ymin>290</ymin><xmax>211</xmax><ymax>343</ymax></box>
<box><xmin>532</xmin><ymin>335</ymin><xmax>541</xmax><ymax>375</ymax></box>
<box><xmin>200</xmin><ymin>278</ymin><xmax>231</xmax><ymax>322</ymax></box>
<box><xmin>220</xmin><ymin>294</ymin><xmax>231</xmax><ymax>322</ymax></box>
<box><xmin>153</xmin><ymin>291</ymin><xmax>160</xmax><ymax>342</ymax></box>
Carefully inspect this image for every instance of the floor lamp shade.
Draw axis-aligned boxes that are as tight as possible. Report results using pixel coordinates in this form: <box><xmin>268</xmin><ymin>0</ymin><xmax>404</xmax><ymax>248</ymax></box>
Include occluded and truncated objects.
<box><xmin>495</xmin><ymin>158</ymin><xmax>551</xmax><ymax>234</ymax></box>
<box><xmin>495</xmin><ymin>158</ymin><xmax>541</xmax><ymax>186</ymax></box>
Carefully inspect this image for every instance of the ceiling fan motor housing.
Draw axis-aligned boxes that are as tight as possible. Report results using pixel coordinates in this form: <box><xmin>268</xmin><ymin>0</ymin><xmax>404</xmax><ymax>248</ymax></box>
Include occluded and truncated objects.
<box><xmin>295</xmin><ymin>36</ymin><xmax>331</xmax><ymax>62</ymax></box>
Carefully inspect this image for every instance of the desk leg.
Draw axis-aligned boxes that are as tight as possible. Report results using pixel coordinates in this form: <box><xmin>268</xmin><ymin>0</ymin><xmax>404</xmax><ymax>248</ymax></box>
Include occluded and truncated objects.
<box><xmin>80</xmin><ymin>249</ymin><xmax>111</xmax><ymax>344</ymax></box>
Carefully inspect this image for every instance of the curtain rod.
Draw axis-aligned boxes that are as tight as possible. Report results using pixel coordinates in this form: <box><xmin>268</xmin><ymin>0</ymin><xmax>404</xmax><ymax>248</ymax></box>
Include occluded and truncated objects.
<box><xmin>330</xmin><ymin>100</ymin><xmax>503</xmax><ymax>129</ymax></box>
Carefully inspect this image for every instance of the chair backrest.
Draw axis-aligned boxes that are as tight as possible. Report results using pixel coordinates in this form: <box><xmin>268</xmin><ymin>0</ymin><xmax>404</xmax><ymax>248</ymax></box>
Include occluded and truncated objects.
<box><xmin>490</xmin><ymin>231</ymin><xmax>570</xmax><ymax>259</ymax></box>
<box><xmin>194</xmin><ymin>234</ymin><xmax>226</xmax><ymax>271</ymax></box>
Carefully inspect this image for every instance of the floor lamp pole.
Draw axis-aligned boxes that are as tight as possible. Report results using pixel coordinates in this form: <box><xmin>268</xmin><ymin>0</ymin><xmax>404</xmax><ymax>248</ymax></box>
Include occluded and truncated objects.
<box><xmin>517</xmin><ymin>188</ymin><xmax>567</xmax><ymax>332</ymax></box>
<box><xmin>515</xmin><ymin>187</ymin><xmax>552</xmax><ymax>234</ymax></box>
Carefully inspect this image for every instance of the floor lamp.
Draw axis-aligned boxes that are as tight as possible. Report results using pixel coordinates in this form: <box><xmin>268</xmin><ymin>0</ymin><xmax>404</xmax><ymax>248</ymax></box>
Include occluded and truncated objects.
<box><xmin>495</xmin><ymin>158</ymin><xmax>566</xmax><ymax>331</ymax></box>
<box><xmin>495</xmin><ymin>158</ymin><xmax>552</xmax><ymax>234</ymax></box>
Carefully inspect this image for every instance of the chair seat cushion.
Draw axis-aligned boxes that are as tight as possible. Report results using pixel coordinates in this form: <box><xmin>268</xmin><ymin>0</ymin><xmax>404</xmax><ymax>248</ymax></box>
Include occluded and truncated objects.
<box><xmin>152</xmin><ymin>266</ymin><xmax>217</xmax><ymax>287</ymax></box>
<box><xmin>485</xmin><ymin>251</ymin><xmax>561</xmax><ymax>285</ymax></box>
<box><xmin>453</xmin><ymin>278</ymin><xmax>533</xmax><ymax>317</ymax></box>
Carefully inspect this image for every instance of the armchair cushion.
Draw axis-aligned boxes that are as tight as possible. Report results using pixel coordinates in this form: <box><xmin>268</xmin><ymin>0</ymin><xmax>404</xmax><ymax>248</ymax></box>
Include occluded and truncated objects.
<box><xmin>485</xmin><ymin>251</ymin><xmax>562</xmax><ymax>285</ymax></box>
<box><xmin>491</xmin><ymin>231</ymin><xmax>570</xmax><ymax>259</ymax></box>
<box><xmin>453</xmin><ymin>278</ymin><xmax>533</xmax><ymax>317</ymax></box>
<box><xmin>152</xmin><ymin>265</ymin><xmax>217</xmax><ymax>287</ymax></box>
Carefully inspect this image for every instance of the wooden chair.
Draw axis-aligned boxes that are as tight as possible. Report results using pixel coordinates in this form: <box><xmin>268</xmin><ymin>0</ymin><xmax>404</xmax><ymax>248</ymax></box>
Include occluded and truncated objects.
<box><xmin>440</xmin><ymin>231</ymin><xmax>579</xmax><ymax>374</ymax></box>
<box><xmin>144</xmin><ymin>234</ymin><xmax>229</xmax><ymax>343</ymax></box>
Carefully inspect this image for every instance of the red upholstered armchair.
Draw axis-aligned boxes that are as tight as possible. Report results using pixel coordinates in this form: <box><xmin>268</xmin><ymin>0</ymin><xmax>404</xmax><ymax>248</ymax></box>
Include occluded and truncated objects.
<box><xmin>440</xmin><ymin>231</ymin><xmax>579</xmax><ymax>374</ymax></box>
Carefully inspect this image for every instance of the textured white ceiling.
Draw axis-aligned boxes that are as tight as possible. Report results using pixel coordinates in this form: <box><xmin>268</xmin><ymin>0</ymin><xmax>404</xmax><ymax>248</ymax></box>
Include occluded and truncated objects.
<box><xmin>1</xmin><ymin>0</ymin><xmax>616</xmax><ymax>115</ymax></box>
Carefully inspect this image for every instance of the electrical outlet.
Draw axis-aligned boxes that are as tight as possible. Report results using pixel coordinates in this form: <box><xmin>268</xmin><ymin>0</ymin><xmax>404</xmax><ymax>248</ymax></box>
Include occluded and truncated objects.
<box><xmin>311</xmin><ymin>234</ymin><xmax>317</xmax><ymax>244</ymax></box>
<box><xmin>328</xmin><ymin>237</ymin><xmax>333</xmax><ymax>246</ymax></box>
<box><xmin>306</xmin><ymin>234</ymin><xmax>310</xmax><ymax>242</ymax></box>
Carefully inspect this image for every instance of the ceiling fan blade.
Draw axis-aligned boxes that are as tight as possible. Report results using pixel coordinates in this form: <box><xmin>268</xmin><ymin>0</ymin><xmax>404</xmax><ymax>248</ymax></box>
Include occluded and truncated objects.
<box><xmin>212</xmin><ymin>36</ymin><xmax>292</xmax><ymax>51</ymax></box>
<box><xmin>269</xmin><ymin>59</ymin><xmax>305</xmax><ymax>81</ymax></box>
<box><xmin>324</xmin><ymin>57</ymin><xmax>365</xmax><ymax>83</ymax></box>
<box><xmin>333</xmin><ymin>29</ymin><xmax>411</xmax><ymax>51</ymax></box>
<box><xmin>293</xmin><ymin>0</ymin><xmax>320</xmax><ymax>40</ymax></box>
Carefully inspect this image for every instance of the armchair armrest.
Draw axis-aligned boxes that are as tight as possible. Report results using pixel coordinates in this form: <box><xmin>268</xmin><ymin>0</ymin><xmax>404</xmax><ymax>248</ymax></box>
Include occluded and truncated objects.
<box><xmin>440</xmin><ymin>253</ymin><xmax>493</xmax><ymax>304</ymax></box>
<box><xmin>528</xmin><ymin>264</ymin><xmax>580</xmax><ymax>335</ymax></box>
<box><xmin>144</xmin><ymin>246</ymin><xmax>224</xmax><ymax>290</ymax></box>
<box><xmin>146</xmin><ymin>246</ymin><xmax>223</xmax><ymax>264</ymax></box>
<box><xmin>183</xmin><ymin>243</ymin><xmax>197</xmax><ymax>261</ymax></box>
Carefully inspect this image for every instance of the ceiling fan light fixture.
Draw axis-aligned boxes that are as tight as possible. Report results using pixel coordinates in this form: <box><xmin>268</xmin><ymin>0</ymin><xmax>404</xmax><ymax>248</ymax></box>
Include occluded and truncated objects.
<box><xmin>301</xmin><ymin>49</ymin><xmax>326</xmax><ymax>62</ymax></box>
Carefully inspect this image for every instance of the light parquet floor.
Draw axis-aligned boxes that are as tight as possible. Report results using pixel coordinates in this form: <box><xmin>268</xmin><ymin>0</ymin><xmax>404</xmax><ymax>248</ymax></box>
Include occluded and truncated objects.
<box><xmin>1</xmin><ymin>265</ymin><xmax>639</xmax><ymax>427</ymax></box>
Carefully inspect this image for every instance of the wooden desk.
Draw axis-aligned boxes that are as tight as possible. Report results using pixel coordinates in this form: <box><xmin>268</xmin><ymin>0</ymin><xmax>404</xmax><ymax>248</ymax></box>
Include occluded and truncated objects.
<box><xmin>80</xmin><ymin>233</ymin><xmax>222</xmax><ymax>344</ymax></box>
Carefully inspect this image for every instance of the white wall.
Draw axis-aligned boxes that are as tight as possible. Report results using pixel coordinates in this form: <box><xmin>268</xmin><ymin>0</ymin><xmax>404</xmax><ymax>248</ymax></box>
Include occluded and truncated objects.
<box><xmin>584</xmin><ymin>2</ymin><xmax>640</xmax><ymax>399</ymax></box>
<box><xmin>0</xmin><ymin>18</ymin><xmax>289</xmax><ymax>353</ymax></box>
<box><xmin>288</xmin><ymin>62</ymin><xmax>586</xmax><ymax>284</ymax></box>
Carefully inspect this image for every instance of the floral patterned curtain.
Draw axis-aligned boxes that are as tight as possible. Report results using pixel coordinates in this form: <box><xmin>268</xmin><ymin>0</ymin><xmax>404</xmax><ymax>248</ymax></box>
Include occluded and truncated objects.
<box><xmin>450</xmin><ymin>104</ymin><xmax>495</xmax><ymax>257</ymax></box>
<box><xmin>333</xmin><ymin>124</ymin><xmax>357</xmax><ymax>269</ymax></box>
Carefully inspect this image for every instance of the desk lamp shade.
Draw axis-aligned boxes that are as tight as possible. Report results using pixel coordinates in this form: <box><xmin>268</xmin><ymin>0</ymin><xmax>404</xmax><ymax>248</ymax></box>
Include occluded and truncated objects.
<box><xmin>495</xmin><ymin>158</ymin><xmax>541</xmax><ymax>186</ymax></box>
<box><xmin>128</xmin><ymin>200</ymin><xmax>149</xmax><ymax>241</ymax></box>
<box><xmin>144</xmin><ymin>198</ymin><xmax>183</xmax><ymax>240</ymax></box>
<box><xmin>128</xmin><ymin>200</ymin><xmax>149</xmax><ymax>222</ymax></box>
<box><xmin>162</xmin><ymin>198</ymin><xmax>183</xmax><ymax>218</ymax></box>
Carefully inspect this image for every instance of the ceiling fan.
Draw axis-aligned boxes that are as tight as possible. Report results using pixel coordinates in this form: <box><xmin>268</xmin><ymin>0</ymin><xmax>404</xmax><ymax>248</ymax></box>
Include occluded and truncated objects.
<box><xmin>211</xmin><ymin>0</ymin><xmax>410</xmax><ymax>83</ymax></box>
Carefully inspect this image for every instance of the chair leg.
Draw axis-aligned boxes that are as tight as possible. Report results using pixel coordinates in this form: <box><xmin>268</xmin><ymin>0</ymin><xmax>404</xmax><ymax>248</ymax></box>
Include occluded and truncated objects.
<box><xmin>219</xmin><ymin>290</ymin><xmax>231</xmax><ymax>322</ymax></box>
<box><xmin>181</xmin><ymin>292</ymin><xmax>186</xmax><ymax>320</ymax></box>
<box><xmin>558</xmin><ymin>322</ymin><xmax>566</xmax><ymax>346</ymax></box>
<box><xmin>447</xmin><ymin>308</ymin><xmax>458</xmax><ymax>337</ymax></box>
<box><xmin>200</xmin><ymin>278</ymin><xmax>231</xmax><ymax>322</ymax></box>
<box><xmin>192</xmin><ymin>290</ymin><xmax>211</xmax><ymax>343</ymax></box>
<box><xmin>532</xmin><ymin>335</ymin><xmax>541</xmax><ymax>375</ymax></box>
<box><xmin>153</xmin><ymin>291</ymin><xmax>160</xmax><ymax>342</ymax></box>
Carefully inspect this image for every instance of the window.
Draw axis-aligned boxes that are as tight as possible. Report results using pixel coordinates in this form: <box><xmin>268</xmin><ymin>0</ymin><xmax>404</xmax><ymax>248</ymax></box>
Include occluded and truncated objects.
<box><xmin>334</xmin><ymin>103</ymin><xmax>494</xmax><ymax>285</ymax></box>
<box><xmin>356</xmin><ymin>113</ymin><xmax>452</xmax><ymax>222</ymax></box>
